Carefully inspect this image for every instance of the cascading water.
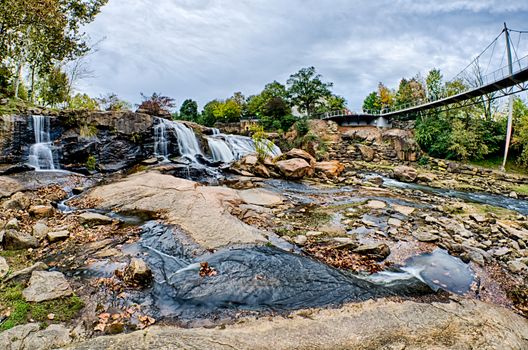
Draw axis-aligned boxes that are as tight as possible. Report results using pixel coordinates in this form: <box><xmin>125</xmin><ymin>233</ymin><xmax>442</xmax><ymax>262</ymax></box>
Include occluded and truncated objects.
<box><xmin>172</xmin><ymin>122</ymin><xmax>203</xmax><ymax>160</ymax></box>
<box><xmin>153</xmin><ymin>120</ymin><xmax>169</xmax><ymax>159</ymax></box>
<box><xmin>28</xmin><ymin>115</ymin><xmax>57</xmax><ymax>171</ymax></box>
<box><xmin>206</xmin><ymin>133</ymin><xmax>282</xmax><ymax>163</ymax></box>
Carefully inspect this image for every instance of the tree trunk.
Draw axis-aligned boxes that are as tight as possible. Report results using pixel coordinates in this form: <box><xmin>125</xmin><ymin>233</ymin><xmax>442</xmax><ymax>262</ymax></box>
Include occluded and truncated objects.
<box><xmin>14</xmin><ymin>58</ymin><xmax>23</xmax><ymax>98</ymax></box>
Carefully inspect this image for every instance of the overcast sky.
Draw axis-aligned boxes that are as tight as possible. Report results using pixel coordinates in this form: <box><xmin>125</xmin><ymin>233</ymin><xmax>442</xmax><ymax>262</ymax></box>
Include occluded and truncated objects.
<box><xmin>78</xmin><ymin>0</ymin><xmax>528</xmax><ymax>110</ymax></box>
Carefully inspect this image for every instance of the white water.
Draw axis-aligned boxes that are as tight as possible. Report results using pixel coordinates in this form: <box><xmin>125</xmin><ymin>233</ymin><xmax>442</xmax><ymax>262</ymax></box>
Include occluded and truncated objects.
<box><xmin>28</xmin><ymin>115</ymin><xmax>57</xmax><ymax>170</ymax></box>
<box><xmin>153</xmin><ymin>117</ymin><xmax>281</xmax><ymax>164</ymax></box>
<box><xmin>206</xmin><ymin>133</ymin><xmax>282</xmax><ymax>163</ymax></box>
<box><xmin>154</xmin><ymin>121</ymin><xmax>169</xmax><ymax>159</ymax></box>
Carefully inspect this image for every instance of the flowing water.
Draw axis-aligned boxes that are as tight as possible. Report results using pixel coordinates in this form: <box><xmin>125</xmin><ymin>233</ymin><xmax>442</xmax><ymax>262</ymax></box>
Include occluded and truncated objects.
<box><xmin>117</xmin><ymin>222</ymin><xmax>433</xmax><ymax>322</ymax></box>
<box><xmin>206</xmin><ymin>133</ymin><xmax>282</xmax><ymax>163</ymax></box>
<box><xmin>153</xmin><ymin>120</ymin><xmax>169</xmax><ymax>159</ymax></box>
<box><xmin>28</xmin><ymin>115</ymin><xmax>58</xmax><ymax>170</ymax></box>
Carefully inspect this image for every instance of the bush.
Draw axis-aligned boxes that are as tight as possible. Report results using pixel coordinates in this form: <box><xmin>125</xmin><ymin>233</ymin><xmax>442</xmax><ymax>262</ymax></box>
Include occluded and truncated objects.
<box><xmin>295</xmin><ymin>117</ymin><xmax>310</xmax><ymax>136</ymax></box>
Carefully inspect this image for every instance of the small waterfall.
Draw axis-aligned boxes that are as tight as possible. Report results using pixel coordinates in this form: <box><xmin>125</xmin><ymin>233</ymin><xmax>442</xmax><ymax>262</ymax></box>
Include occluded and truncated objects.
<box><xmin>154</xmin><ymin>120</ymin><xmax>169</xmax><ymax>158</ymax></box>
<box><xmin>207</xmin><ymin>138</ymin><xmax>235</xmax><ymax>163</ymax></box>
<box><xmin>28</xmin><ymin>115</ymin><xmax>57</xmax><ymax>170</ymax></box>
<box><xmin>206</xmin><ymin>133</ymin><xmax>282</xmax><ymax>163</ymax></box>
<box><xmin>172</xmin><ymin>122</ymin><xmax>203</xmax><ymax>160</ymax></box>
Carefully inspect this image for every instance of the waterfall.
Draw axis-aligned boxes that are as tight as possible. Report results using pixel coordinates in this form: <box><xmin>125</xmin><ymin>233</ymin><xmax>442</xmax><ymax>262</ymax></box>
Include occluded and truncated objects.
<box><xmin>152</xmin><ymin>118</ymin><xmax>281</xmax><ymax>164</ymax></box>
<box><xmin>207</xmin><ymin>138</ymin><xmax>235</xmax><ymax>163</ymax></box>
<box><xmin>171</xmin><ymin>122</ymin><xmax>203</xmax><ymax>160</ymax></box>
<box><xmin>154</xmin><ymin>120</ymin><xmax>169</xmax><ymax>159</ymax></box>
<box><xmin>28</xmin><ymin>115</ymin><xmax>57</xmax><ymax>171</ymax></box>
<box><xmin>206</xmin><ymin>133</ymin><xmax>282</xmax><ymax>163</ymax></box>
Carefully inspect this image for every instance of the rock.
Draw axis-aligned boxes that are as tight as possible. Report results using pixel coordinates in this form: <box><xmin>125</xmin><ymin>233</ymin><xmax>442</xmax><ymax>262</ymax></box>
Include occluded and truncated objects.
<box><xmin>78</xmin><ymin>212</ymin><xmax>114</xmax><ymax>226</ymax></box>
<box><xmin>391</xmin><ymin>205</ymin><xmax>415</xmax><ymax>216</ymax></box>
<box><xmin>314</xmin><ymin>161</ymin><xmax>345</xmax><ymax>178</ymax></box>
<box><xmin>275</xmin><ymin>158</ymin><xmax>314</xmax><ymax>179</ymax></box>
<box><xmin>82</xmin><ymin>173</ymin><xmax>267</xmax><ymax>250</ymax></box>
<box><xmin>0</xmin><ymin>176</ymin><xmax>23</xmax><ymax>198</ymax></box>
<box><xmin>366</xmin><ymin>200</ymin><xmax>386</xmax><ymax>209</ymax></box>
<box><xmin>493</xmin><ymin>247</ymin><xmax>510</xmax><ymax>257</ymax></box>
<box><xmin>393</xmin><ymin>166</ymin><xmax>418</xmax><ymax>183</ymax></box>
<box><xmin>4</xmin><ymin>230</ymin><xmax>39</xmax><ymax>250</ymax></box>
<box><xmin>5</xmin><ymin>217</ymin><xmax>19</xmax><ymax>230</ymax></box>
<box><xmin>72</xmin><ymin>187</ymin><xmax>85</xmax><ymax>195</ymax></box>
<box><xmin>354</xmin><ymin>242</ymin><xmax>390</xmax><ymax>260</ymax></box>
<box><xmin>70</xmin><ymin>299</ymin><xmax>528</xmax><ymax>349</ymax></box>
<box><xmin>413</xmin><ymin>231</ymin><xmax>439</xmax><ymax>242</ymax></box>
<box><xmin>239</xmin><ymin>189</ymin><xmax>284</xmax><ymax>207</ymax></box>
<box><xmin>29</xmin><ymin>205</ymin><xmax>55</xmax><ymax>218</ymax></box>
<box><xmin>416</xmin><ymin>172</ymin><xmax>436</xmax><ymax>183</ymax></box>
<box><xmin>33</xmin><ymin>222</ymin><xmax>49</xmax><ymax>240</ymax></box>
<box><xmin>0</xmin><ymin>256</ymin><xmax>8</xmax><ymax>279</ymax></box>
<box><xmin>388</xmin><ymin>218</ymin><xmax>402</xmax><ymax>227</ymax></box>
<box><xmin>47</xmin><ymin>230</ymin><xmax>70</xmax><ymax>242</ymax></box>
<box><xmin>294</xmin><ymin>235</ymin><xmax>308</xmax><ymax>246</ymax></box>
<box><xmin>141</xmin><ymin>158</ymin><xmax>159</xmax><ymax>165</ymax></box>
<box><xmin>22</xmin><ymin>271</ymin><xmax>73</xmax><ymax>302</ymax></box>
<box><xmin>242</xmin><ymin>154</ymin><xmax>258</xmax><ymax>166</ymax></box>
<box><xmin>280</xmin><ymin>148</ymin><xmax>316</xmax><ymax>166</ymax></box>
<box><xmin>508</xmin><ymin>260</ymin><xmax>527</xmax><ymax>273</ymax></box>
<box><xmin>424</xmin><ymin>216</ymin><xmax>438</xmax><ymax>224</ymax></box>
<box><xmin>509</xmin><ymin>191</ymin><xmax>518</xmax><ymax>199</ymax></box>
<box><xmin>469</xmin><ymin>214</ymin><xmax>487</xmax><ymax>223</ymax></box>
<box><xmin>2</xmin><ymin>192</ymin><xmax>30</xmax><ymax>210</ymax></box>
<box><xmin>252</xmin><ymin>164</ymin><xmax>271</xmax><ymax>178</ymax></box>
<box><xmin>355</xmin><ymin>144</ymin><xmax>375</xmax><ymax>161</ymax></box>
<box><xmin>5</xmin><ymin>262</ymin><xmax>48</xmax><ymax>283</ymax></box>
<box><xmin>306</xmin><ymin>231</ymin><xmax>323</xmax><ymax>237</ymax></box>
<box><xmin>124</xmin><ymin>258</ymin><xmax>152</xmax><ymax>286</ymax></box>
<box><xmin>0</xmin><ymin>323</ymin><xmax>72</xmax><ymax>350</ymax></box>
<box><xmin>23</xmin><ymin>324</ymin><xmax>72</xmax><ymax>350</ymax></box>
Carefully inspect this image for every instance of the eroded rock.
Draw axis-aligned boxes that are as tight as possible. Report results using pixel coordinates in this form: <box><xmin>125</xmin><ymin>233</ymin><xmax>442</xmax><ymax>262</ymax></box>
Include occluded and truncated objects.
<box><xmin>275</xmin><ymin>158</ymin><xmax>313</xmax><ymax>179</ymax></box>
<box><xmin>393</xmin><ymin>166</ymin><xmax>418</xmax><ymax>183</ymax></box>
<box><xmin>23</xmin><ymin>271</ymin><xmax>73</xmax><ymax>302</ymax></box>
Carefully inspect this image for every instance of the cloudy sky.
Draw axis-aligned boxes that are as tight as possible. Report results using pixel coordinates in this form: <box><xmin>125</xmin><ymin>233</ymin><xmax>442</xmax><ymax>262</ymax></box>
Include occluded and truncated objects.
<box><xmin>78</xmin><ymin>0</ymin><xmax>528</xmax><ymax>110</ymax></box>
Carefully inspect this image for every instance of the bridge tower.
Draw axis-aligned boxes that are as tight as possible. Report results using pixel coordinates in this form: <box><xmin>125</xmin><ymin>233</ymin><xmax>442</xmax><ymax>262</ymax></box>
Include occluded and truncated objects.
<box><xmin>502</xmin><ymin>22</ymin><xmax>514</xmax><ymax>171</ymax></box>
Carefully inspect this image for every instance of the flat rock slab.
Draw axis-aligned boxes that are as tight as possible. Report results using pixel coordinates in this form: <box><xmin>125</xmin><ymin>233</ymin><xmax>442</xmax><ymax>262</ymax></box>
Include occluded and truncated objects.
<box><xmin>392</xmin><ymin>204</ymin><xmax>415</xmax><ymax>216</ymax></box>
<box><xmin>67</xmin><ymin>299</ymin><xmax>528</xmax><ymax>350</ymax></box>
<box><xmin>23</xmin><ymin>271</ymin><xmax>73</xmax><ymax>302</ymax></box>
<box><xmin>82</xmin><ymin>172</ymin><xmax>267</xmax><ymax>249</ymax></box>
<box><xmin>0</xmin><ymin>176</ymin><xmax>23</xmax><ymax>198</ymax></box>
<box><xmin>0</xmin><ymin>323</ymin><xmax>72</xmax><ymax>350</ymax></box>
<box><xmin>78</xmin><ymin>212</ymin><xmax>114</xmax><ymax>226</ymax></box>
<box><xmin>366</xmin><ymin>200</ymin><xmax>386</xmax><ymax>209</ymax></box>
<box><xmin>239</xmin><ymin>188</ymin><xmax>284</xmax><ymax>207</ymax></box>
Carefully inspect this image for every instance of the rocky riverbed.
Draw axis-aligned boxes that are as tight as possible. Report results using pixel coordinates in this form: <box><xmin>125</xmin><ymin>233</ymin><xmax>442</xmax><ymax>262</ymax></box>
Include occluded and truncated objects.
<box><xmin>0</xmin><ymin>114</ymin><xmax>528</xmax><ymax>349</ymax></box>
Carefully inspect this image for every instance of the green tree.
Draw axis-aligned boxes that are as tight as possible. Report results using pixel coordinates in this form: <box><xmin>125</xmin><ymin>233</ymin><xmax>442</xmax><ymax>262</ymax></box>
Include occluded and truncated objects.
<box><xmin>426</xmin><ymin>68</ymin><xmax>444</xmax><ymax>101</ymax></box>
<box><xmin>287</xmin><ymin>67</ymin><xmax>333</xmax><ymax>116</ymax></box>
<box><xmin>39</xmin><ymin>67</ymin><xmax>70</xmax><ymax>107</ymax></box>
<box><xmin>68</xmin><ymin>93</ymin><xmax>99</xmax><ymax>110</ymax></box>
<box><xmin>212</xmin><ymin>99</ymin><xmax>242</xmax><ymax>122</ymax></box>
<box><xmin>178</xmin><ymin>99</ymin><xmax>199</xmax><ymax>121</ymax></box>
<box><xmin>512</xmin><ymin>97</ymin><xmax>528</xmax><ymax>166</ymax></box>
<box><xmin>362</xmin><ymin>91</ymin><xmax>381</xmax><ymax>113</ymax></box>
<box><xmin>200</xmin><ymin>100</ymin><xmax>221</xmax><ymax>126</ymax></box>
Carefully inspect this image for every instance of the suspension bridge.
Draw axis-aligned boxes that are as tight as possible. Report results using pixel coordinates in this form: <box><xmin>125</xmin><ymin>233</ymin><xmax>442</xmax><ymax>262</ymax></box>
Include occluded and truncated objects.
<box><xmin>319</xmin><ymin>24</ymin><xmax>528</xmax><ymax>126</ymax></box>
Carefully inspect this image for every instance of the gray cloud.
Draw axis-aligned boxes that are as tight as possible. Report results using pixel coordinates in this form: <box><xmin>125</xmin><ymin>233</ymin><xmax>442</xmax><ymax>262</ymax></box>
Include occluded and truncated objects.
<box><xmin>77</xmin><ymin>0</ymin><xmax>528</xmax><ymax>110</ymax></box>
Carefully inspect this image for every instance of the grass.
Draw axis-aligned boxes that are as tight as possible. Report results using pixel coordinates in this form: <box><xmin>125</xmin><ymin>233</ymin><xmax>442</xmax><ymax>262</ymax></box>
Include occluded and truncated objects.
<box><xmin>514</xmin><ymin>184</ymin><xmax>528</xmax><ymax>196</ymax></box>
<box><xmin>0</xmin><ymin>283</ymin><xmax>84</xmax><ymax>331</ymax></box>
<box><xmin>470</xmin><ymin>156</ymin><xmax>527</xmax><ymax>175</ymax></box>
<box><xmin>0</xmin><ymin>250</ymin><xmax>30</xmax><ymax>272</ymax></box>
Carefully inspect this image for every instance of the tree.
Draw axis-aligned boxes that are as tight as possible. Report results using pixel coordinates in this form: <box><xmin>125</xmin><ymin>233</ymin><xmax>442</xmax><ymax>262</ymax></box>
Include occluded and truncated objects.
<box><xmin>0</xmin><ymin>0</ymin><xmax>108</xmax><ymax>98</ymax></box>
<box><xmin>39</xmin><ymin>66</ymin><xmax>70</xmax><ymax>107</ymax></box>
<box><xmin>97</xmin><ymin>93</ymin><xmax>131</xmax><ymax>111</ymax></box>
<box><xmin>426</xmin><ymin>68</ymin><xmax>443</xmax><ymax>101</ymax></box>
<box><xmin>68</xmin><ymin>93</ymin><xmax>99</xmax><ymax>110</ymax></box>
<box><xmin>512</xmin><ymin>97</ymin><xmax>528</xmax><ymax>166</ymax></box>
<box><xmin>212</xmin><ymin>99</ymin><xmax>242</xmax><ymax>122</ymax></box>
<box><xmin>201</xmin><ymin>100</ymin><xmax>221</xmax><ymax>126</ymax></box>
<box><xmin>378</xmin><ymin>82</ymin><xmax>394</xmax><ymax>111</ymax></box>
<box><xmin>179</xmin><ymin>99</ymin><xmax>199</xmax><ymax>121</ymax></box>
<box><xmin>287</xmin><ymin>67</ymin><xmax>333</xmax><ymax>116</ymax></box>
<box><xmin>137</xmin><ymin>92</ymin><xmax>176</xmax><ymax>115</ymax></box>
<box><xmin>362</xmin><ymin>91</ymin><xmax>381</xmax><ymax>113</ymax></box>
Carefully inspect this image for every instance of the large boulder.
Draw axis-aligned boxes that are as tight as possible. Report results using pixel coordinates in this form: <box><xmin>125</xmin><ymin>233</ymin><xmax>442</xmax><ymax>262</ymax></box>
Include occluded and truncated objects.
<box><xmin>0</xmin><ymin>323</ymin><xmax>72</xmax><ymax>350</ymax></box>
<box><xmin>315</xmin><ymin>161</ymin><xmax>345</xmax><ymax>178</ymax></box>
<box><xmin>4</xmin><ymin>230</ymin><xmax>39</xmax><ymax>250</ymax></box>
<box><xmin>67</xmin><ymin>299</ymin><xmax>528</xmax><ymax>350</ymax></box>
<box><xmin>393</xmin><ymin>165</ymin><xmax>418</xmax><ymax>183</ymax></box>
<box><xmin>22</xmin><ymin>271</ymin><xmax>73</xmax><ymax>302</ymax></box>
<box><xmin>275</xmin><ymin>158</ymin><xmax>314</xmax><ymax>179</ymax></box>
<box><xmin>80</xmin><ymin>173</ymin><xmax>267</xmax><ymax>249</ymax></box>
<box><xmin>356</xmin><ymin>144</ymin><xmax>375</xmax><ymax>161</ymax></box>
<box><xmin>0</xmin><ymin>176</ymin><xmax>23</xmax><ymax>199</ymax></box>
<box><xmin>280</xmin><ymin>148</ymin><xmax>316</xmax><ymax>166</ymax></box>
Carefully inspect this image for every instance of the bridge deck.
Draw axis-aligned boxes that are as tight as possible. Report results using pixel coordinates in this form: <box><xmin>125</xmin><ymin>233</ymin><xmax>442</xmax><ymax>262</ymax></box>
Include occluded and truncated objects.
<box><xmin>322</xmin><ymin>65</ymin><xmax>528</xmax><ymax>121</ymax></box>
